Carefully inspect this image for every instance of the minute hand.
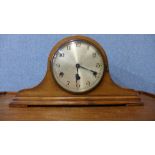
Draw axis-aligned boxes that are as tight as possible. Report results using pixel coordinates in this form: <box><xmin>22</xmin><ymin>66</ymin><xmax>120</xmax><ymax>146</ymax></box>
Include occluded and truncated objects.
<box><xmin>79</xmin><ymin>65</ymin><xmax>97</xmax><ymax>75</ymax></box>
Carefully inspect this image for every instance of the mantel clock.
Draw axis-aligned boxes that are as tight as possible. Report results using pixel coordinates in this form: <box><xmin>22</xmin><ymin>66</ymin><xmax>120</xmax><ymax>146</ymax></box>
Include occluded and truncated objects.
<box><xmin>10</xmin><ymin>36</ymin><xmax>143</xmax><ymax>107</ymax></box>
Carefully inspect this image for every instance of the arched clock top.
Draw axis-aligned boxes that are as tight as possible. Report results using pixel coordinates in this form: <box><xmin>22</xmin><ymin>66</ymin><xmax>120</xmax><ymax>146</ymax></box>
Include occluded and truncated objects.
<box><xmin>48</xmin><ymin>36</ymin><xmax>109</xmax><ymax>72</ymax></box>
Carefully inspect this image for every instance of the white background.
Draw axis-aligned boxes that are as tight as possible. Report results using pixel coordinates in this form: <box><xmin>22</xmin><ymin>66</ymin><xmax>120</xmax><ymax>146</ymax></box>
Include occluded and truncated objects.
<box><xmin>0</xmin><ymin>0</ymin><xmax>155</xmax><ymax>155</ymax></box>
<box><xmin>0</xmin><ymin>0</ymin><xmax>155</xmax><ymax>34</ymax></box>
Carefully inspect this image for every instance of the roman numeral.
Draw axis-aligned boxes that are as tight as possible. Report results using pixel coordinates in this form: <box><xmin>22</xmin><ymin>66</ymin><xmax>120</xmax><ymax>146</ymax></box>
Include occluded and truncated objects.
<box><xmin>67</xmin><ymin>45</ymin><xmax>71</xmax><ymax>50</ymax></box>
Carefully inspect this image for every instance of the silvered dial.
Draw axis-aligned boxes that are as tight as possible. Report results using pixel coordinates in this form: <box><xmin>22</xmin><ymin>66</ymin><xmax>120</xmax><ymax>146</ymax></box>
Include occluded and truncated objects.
<box><xmin>51</xmin><ymin>40</ymin><xmax>104</xmax><ymax>93</ymax></box>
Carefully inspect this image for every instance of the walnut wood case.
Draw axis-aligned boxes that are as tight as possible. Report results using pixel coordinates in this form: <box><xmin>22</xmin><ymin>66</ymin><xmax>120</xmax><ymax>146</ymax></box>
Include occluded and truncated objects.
<box><xmin>10</xmin><ymin>36</ymin><xmax>143</xmax><ymax>107</ymax></box>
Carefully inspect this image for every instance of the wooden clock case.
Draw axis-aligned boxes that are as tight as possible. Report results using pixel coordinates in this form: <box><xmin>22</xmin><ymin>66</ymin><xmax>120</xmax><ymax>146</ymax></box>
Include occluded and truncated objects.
<box><xmin>10</xmin><ymin>36</ymin><xmax>143</xmax><ymax>107</ymax></box>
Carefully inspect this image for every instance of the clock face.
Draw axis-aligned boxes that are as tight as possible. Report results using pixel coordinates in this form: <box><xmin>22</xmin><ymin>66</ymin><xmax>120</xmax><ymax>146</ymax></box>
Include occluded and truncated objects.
<box><xmin>51</xmin><ymin>40</ymin><xmax>104</xmax><ymax>93</ymax></box>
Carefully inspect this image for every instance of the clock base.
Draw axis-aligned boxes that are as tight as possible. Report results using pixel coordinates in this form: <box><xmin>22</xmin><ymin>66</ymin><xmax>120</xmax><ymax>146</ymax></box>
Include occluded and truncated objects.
<box><xmin>10</xmin><ymin>95</ymin><xmax>143</xmax><ymax>107</ymax></box>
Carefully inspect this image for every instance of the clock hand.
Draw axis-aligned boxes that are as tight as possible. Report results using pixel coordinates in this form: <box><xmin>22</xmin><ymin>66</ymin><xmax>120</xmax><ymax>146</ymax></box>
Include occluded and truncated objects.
<box><xmin>76</xmin><ymin>64</ymin><xmax>80</xmax><ymax>73</ymax></box>
<box><xmin>75</xmin><ymin>73</ymin><xmax>81</xmax><ymax>81</ymax></box>
<box><xmin>78</xmin><ymin>64</ymin><xmax>98</xmax><ymax>77</ymax></box>
<box><xmin>75</xmin><ymin>64</ymin><xmax>81</xmax><ymax>84</ymax></box>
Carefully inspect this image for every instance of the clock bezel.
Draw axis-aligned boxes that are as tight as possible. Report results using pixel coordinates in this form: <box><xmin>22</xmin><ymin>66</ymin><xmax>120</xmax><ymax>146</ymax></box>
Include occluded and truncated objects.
<box><xmin>50</xmin><ymin>35</ymin><xmax>109</xmax><ymax>94</ymax></box>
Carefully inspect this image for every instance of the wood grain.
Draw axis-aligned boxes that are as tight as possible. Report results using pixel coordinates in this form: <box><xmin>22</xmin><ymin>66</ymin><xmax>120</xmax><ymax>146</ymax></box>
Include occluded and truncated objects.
<box><xmin>0</xmin><ymin>92</ymin><xmax>6</xmax><ymax>95</ymax></box>
<box><xmin>0</xmin><ymin>93</ymin><xmax>155</xmax><ymax>120</ymax></box>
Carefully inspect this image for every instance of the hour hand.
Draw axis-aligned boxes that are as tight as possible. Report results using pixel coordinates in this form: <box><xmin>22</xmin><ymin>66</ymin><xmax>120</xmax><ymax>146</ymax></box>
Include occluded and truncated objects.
<box><xmin>76</xmin><ymin>64</ymin><xmax>80</xmax><ymax>72</ymax></box>
<box><xmin>75</xmin><ymin>73</ymin><xmax>80</xmax><ymax>89</ymax></box>
<box><xmin>75</xmin><ymin>73</ymin><xmax>80</xmax><ymax>81</ymax></box>
<box><xmin>75</xmin><ymin>64</ymin><xmax>81</xmax><ymax>82</ymax></box>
